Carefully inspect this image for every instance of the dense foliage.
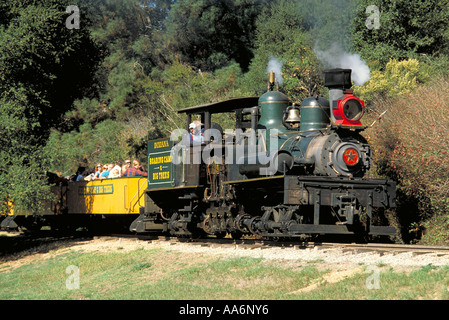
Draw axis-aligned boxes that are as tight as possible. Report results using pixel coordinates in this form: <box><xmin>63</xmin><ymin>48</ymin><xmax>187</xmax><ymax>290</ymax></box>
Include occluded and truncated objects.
<box><xmin>353</xmin><ymin>0</ymin><xmax>449</xmax><ymax>67</ymax></box>
<box><xmin>0</xmin><ymin>0</ymin><xmax>100</xmax><ymax>213</ymax></box>
<box><xmin>1</xmin><ymin>0</ymin><xmax>449</xmax><ymax>243</ymax></box>
<box><xmin>364</xmin><ymin>78</ymin><xmax>449</xmax><ymax>244</ymax></box>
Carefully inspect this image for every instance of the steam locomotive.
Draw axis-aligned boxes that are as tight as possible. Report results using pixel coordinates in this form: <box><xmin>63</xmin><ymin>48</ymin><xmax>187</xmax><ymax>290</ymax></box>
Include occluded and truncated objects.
<box><xmin>1</xmin><ymin>68</ymin><xmax>396</xmax><ymax>240</ymax></box>
<box><xmin>131</xmin><ymin>68</ymin><xmax>396</xmax><ymax>239</ymax></box>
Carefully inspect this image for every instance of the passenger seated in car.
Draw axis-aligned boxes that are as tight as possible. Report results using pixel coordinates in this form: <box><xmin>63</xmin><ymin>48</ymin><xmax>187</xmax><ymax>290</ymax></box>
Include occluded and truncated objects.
<box><xmin>93</xmin><ymin>163</ymin><xmax>103</xmax><ymax>180</ymax></box>
<box><xmin>122</xmin><ymin>159</ymin><xmax>131</xmax><ymax>175</ymax></box>
<box><xmin>111</xmin><ymin>160</ymin><xmax>122</xmax><ymax>177</ymax></box>
<box><xmin>84</xmin><ymin>168</ymin><xmax>96</xmax><ymax>181</ymax></box>
<box><xmin>108</xmin><ymin>167</ymin><xmax>120</xmax><ymax>178</ymax></box>
<box><xmin>123</xmin><ymin>160</ymin><xmax>148</xmax><ymax>177</ymax></box>
<box><xmin>100</xmin><ymin>164</ymin><xmax>113</xmax><ymax>179</ymax></box>
<box><xmin>75</xmin><ymin>167</ymin><xmax>86</xmax><ymax>181</ymax></box>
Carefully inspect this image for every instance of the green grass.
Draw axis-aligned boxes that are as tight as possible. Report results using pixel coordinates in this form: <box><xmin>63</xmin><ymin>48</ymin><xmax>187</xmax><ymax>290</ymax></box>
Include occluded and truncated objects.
<box><xmin>1</xmin><ymin>246</ymin><xmax>449</xmax><ymax>300</ymax></box>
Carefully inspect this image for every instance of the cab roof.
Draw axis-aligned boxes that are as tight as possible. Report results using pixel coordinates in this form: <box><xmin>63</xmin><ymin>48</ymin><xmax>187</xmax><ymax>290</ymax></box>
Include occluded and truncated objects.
<box><xmin>177</xmin><ymin>97</ymin><xmax>259</xmax><ymax>115</ymax></box>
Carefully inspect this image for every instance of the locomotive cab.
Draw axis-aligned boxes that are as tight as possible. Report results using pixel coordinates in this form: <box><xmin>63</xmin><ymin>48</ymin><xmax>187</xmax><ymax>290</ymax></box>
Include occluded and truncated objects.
<box><xmin>177</xmin><ymin>97</ymin><xmax>260</xmax><ymax>142</ymax></box>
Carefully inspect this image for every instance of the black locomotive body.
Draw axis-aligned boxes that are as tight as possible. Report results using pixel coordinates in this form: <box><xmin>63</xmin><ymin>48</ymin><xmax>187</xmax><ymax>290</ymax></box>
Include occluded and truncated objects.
<box><xmin>131</xmin><ymin>69</ymin><xmax>397</xmax><ymax>239</ymax></box>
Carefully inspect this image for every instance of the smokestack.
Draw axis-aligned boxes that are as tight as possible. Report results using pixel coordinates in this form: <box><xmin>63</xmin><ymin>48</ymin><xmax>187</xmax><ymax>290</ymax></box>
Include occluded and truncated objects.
<box><xmin>324</xmin><ymin>68</ymin><xmax>352</xmax><ymax>90</ymax></box>
<box><xmin>324</xmin><ymin>68</ymin><xmax>352</xmax><ymax>122</ymax></box>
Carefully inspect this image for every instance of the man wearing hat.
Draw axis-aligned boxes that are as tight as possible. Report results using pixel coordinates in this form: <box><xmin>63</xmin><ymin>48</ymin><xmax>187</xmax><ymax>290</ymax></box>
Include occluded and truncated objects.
<box><xmin>189</xmin><ymin>121</ymin><xmax>204</xmax><ymax>144</ymax></box>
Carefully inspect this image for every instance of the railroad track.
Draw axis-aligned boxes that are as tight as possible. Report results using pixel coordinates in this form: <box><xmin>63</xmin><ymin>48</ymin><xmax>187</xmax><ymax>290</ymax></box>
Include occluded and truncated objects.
<box><xmin>122</xmin><ymin>234</ymin><xmax>449</xmax><ymax>258</ymax></box>
<box><xmin>317</xmin><ymin>242</ymin><xmax>449</xmax><ymax>256</ymax></box>
<box><xmin>3</xmin><ymin>231</ymin><xmax>449</xmax><ymax>259</ymax></box>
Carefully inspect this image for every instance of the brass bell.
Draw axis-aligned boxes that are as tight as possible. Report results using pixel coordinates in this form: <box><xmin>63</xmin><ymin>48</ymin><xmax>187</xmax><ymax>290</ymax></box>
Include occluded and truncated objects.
<box><xmin>285</xmin><ymin>107</ymin><xmax>301</xmax><ymax>123</ymax></box>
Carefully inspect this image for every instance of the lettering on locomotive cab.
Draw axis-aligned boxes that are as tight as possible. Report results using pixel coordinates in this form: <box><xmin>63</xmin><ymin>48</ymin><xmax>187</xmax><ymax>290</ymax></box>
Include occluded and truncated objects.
<box><xmin>154</xmin><ymin>140</ymin><xmax>169</xmax><ymax>149</ymax></box>
<box><xmin>152</xmin><ymin>171</ymin><xmax>170</xmax><ymax>180</ymax></box>
<box><xmin>148</xmin><ymin>138</ymin><xmax>174</xmax><ymax>188</ymax></box>
<box><xmin>149</xmin><ymin>155</ymin><xmax>171</xmax><ymax>165</ymax></box>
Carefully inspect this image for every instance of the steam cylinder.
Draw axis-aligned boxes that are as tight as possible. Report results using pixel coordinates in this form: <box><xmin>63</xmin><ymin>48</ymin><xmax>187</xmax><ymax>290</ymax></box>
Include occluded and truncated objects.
<box><xmin>300</xmin><ymin>97</ymin><xmax>330</xmax><ymax>131</ymax></box>
<box><xmin>257</xmin><ymin>90</ymin><xmax>289</xmax><ymax>151</ymax></box>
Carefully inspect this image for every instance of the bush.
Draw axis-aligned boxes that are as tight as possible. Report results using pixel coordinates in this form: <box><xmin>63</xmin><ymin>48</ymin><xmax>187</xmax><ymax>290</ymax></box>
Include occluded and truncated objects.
<box><xmin>364</xmin><ymin>78</ymin><xmax>449</xmax><ymax>244</ymax></box>
<box><xmin>355</xmin><ymin>58</ymin><xmax>429</xmax><ymax>104</ymax></box>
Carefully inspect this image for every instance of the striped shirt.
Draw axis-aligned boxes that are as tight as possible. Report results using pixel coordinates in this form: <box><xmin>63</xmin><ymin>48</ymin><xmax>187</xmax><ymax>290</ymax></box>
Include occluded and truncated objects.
<box><xmin>123</xmin><ymin>167</ymin><xmax>148</xmax><ymax>177</ymax></box>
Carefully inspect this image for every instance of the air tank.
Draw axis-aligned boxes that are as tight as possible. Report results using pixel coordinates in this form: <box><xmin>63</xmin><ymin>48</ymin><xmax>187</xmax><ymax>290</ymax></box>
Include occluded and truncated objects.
<box><xmin>300</xmin><ymin>97</ymin><xmax>330</xmax><ymax>132</ymax></box>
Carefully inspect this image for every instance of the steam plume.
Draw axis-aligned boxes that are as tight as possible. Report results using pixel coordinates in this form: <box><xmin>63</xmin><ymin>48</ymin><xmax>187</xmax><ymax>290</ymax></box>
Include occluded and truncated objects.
<box><xmin>314</xmin><ymin>43</ymin><xmax>370</xmax><ymax>86</ymax></box>
<box><xmin>267</xmin><ymin>56</ymin><xmax>284</xmax><ymax>85</ymax></box>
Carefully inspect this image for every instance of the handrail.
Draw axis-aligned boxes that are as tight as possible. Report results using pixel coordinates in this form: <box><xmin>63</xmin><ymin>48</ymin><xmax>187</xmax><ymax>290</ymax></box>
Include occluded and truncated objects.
<box><xmin>127</xmin><ymin>177</ymin><xmax>148</xmax><ymax>213</ymax></box>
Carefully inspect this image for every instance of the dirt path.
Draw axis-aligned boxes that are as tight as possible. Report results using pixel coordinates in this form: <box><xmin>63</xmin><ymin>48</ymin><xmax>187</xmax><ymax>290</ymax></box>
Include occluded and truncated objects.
<box><xmin>1</xmin><ymin>232</ymin><xmax>448</xmax><ymax>275</ymax></box>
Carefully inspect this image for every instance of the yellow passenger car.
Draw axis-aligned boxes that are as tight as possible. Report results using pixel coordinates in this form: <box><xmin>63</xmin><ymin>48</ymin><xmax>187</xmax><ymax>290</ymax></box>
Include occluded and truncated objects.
<box><xmin>8</xmin><ymin>176</ymin><xmax>148</xmax><ymax>232</ymax></box>
<box><xmin>62</xmin><ymin>176</ymin><xmax>147</xmax><ymax>215</ymax></box>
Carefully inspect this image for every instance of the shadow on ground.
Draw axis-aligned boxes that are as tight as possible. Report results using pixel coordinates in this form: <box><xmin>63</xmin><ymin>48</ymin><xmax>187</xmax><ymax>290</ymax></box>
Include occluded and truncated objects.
<box><xmin>0</xmin><ymin>231</ymin><xmax>94</xmax><ymax>264</ymax></box>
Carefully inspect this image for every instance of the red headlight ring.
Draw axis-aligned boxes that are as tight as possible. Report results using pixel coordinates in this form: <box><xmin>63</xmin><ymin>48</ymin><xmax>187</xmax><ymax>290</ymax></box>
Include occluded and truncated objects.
<box><xmin>336</xmin><ymin>95</ymin><xmax>365</xmax><ymax>124</ymax></box>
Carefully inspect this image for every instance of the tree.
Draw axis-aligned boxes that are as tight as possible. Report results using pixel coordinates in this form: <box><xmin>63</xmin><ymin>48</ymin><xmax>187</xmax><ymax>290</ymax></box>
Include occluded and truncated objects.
<box><xmin>352</xmin><ymin>0</ymin><xmax>449</xmax><ymax>67</ymax></box>
<box><xmin>244</xmin><ymin>0</ymin><xmax>323</xmax><ymax>101</ymax></box>
<box><xmin>297</xmin><ymin>0</ymin><xmax>357</xmax><ymax>52</ymax></box>
<box><xmin>163</xmin><ymin>0</ymin><xmax>266</xmax><ymax>71</ymax></box>
<box><xmin>0</xmin><ymin>0</ymin><xmax>101</xmax><ymax>131</ymax></box>
<box><xmin>0</xmin><ymin>0</ymin><xmax>101</xmax><ymax>213</ymax></box>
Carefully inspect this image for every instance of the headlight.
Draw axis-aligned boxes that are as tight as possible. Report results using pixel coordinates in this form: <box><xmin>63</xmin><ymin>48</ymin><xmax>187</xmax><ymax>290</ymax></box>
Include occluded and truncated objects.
<box><xmin>338</xmin><ymin>96</ymin><xmax>365</xmax><ymax>123</ymax></box>
<box><xmin>332</xmin><ymin>93</ymin><xmax>365</xmax><ymax>126</ymax></box>
<box><xmin>342</xmin><ymin>99</ymin><xmax>363</xmax><ymax>121</ymax></box>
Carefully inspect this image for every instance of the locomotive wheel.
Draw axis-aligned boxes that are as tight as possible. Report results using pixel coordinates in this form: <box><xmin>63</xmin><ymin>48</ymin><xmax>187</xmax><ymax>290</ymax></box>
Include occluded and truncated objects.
<box><xmin>189</xmin><ymin>224</ymin><xmax>206</xmax><ymax>239</ymax></box>
<box><xmin>19</xmin><ymin>216</ymin><xmax>44</xmax><ymax>234</ymax></box>
<box><xmin>169</xmin><ymin>212</ymin><xmax>206</xmax><ymax>239</ymax></box>
<box><xmin>214</xmin><ymin>231</ymin><xmax>227</xmax><ymax>239</ymax></box>
<box><xmin>230</xmin><ymin>230</ymin><xmax>243</xmax><ymax>240</ymax></box>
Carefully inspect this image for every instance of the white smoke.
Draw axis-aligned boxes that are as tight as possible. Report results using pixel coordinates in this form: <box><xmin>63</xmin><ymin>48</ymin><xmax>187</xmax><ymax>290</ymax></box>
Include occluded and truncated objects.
<box><xmin>267</xmin><ymin>56</ymin><xmax>284</xmax><ymax>85</ymax></box>
<box><xmin>314</xmin><ymin>43</ymin><xmax>370</xmax><ymax>86</ymax></box>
